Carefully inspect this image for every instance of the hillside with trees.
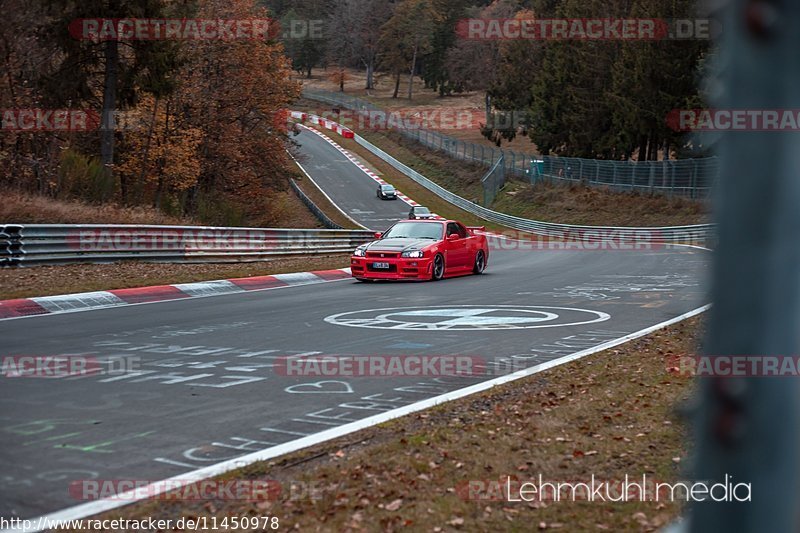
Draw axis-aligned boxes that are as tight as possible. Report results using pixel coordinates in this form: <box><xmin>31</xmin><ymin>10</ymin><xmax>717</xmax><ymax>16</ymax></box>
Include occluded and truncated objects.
<box><xmin>1</xmin><ymin>0</ymin><xmax>300</xmax><ymax>225</ymax></box>
<box><xmin>2</xmin><ymin>0</ymin><xmax>711</xmax><ymax>225</ymax></box>
<box><xmin>272</xmin><ymin>0</ymin><xmax>709</xmax><ymax>160</ymax></box>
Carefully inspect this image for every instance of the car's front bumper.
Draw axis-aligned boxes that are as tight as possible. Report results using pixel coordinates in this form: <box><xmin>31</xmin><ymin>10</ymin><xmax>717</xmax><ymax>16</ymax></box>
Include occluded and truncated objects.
<box><xmin>351</xmin><ymin>255</ymin><xmax>432</xmax><ymax>280</ymax></box>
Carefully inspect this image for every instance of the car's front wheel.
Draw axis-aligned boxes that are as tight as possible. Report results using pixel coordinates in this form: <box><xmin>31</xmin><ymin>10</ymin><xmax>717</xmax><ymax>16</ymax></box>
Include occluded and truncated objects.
<box><xmin>431</xmin><ymin>254</ymin><xmax>445</xmax><ymax>281</ymax></box>
<box><xmin>473</xmin><ymin>250</ymin><xmax>486</xmax><ymax>274</ymax></box>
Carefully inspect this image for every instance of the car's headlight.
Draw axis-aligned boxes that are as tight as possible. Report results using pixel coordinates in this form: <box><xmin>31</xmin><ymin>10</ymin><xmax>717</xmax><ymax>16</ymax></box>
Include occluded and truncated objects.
<box><xmin>353</xmin><ymin>248</ymin><xmax>366</xmax><ymax>257</ymax></box>
<box><xmin>401</xmin><ymin>250</ymin><xmax>423</xmax><ymax>258</ymax></box>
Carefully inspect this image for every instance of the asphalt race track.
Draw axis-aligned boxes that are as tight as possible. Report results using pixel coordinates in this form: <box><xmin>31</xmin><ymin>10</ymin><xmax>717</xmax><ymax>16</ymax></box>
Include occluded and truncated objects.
<box><xmin>293</xmin><ymin>127</ymin><xmax>410</xmax><ymax>229</ymax></box>
<box><xmin>0</xmin><ymin>129</ymin><xmax>710</xmax><ymax>520</ymax></box>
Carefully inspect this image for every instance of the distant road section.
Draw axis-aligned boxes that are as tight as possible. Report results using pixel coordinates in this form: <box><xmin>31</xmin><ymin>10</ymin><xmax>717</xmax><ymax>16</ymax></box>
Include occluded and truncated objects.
<box><xmin>294</xmin><ymin>128</ymin><xmax>410</xmax><ymax>230</ymax></box>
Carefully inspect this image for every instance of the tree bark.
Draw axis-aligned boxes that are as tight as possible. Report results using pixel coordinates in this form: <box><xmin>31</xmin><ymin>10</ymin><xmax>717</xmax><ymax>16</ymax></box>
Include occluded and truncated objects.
<box><xmin>101</xmin><ymin>39</ymin><xmax>119</xmax><ymax>198</ymax></box>
<box><xmin>637</xmin><ymin>134</ymin><xmax>648</xmax><ymax>162</ymax></box>
<box><xmin>138</xmin><ymin>97</ymin><xmax>159</xmax><ymax>206</ymax></box>
<box><xmin>393</xmin><ymin>71</ymin><xmax>400</xmax><ymax>98</ymax></box>
<box><xmin>365</xmin><ymin>58</ymin><xmax>374</xmax><ymax>90</ymax></box>
<box><xmin>407</xmin><ymin>44</ymin><xmax>418</xmax><ymax>100</ymax></box>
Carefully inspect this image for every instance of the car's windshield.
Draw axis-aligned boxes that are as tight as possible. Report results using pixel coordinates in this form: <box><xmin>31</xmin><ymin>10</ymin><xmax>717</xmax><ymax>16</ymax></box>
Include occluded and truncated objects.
<box><xmin>414</xmin><ymin>207</ymin><xmax>431</xmax><ymax>214</ymax></box>
<box><xmin>382</xmin><ymin>221</ymin><xmax>442</xmax><ymax>240</ymax></box>
<box><xmin>381</xmin><ymin>184</ymin><xmax>395</xmax><ymax>191</ymax></box>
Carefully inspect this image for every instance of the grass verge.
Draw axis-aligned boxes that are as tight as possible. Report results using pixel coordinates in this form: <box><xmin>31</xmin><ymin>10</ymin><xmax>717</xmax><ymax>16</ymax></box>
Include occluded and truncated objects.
<box><xmin>0</xmin><ymin>190</ymin><xmax>194</xmax><ymax>225</ymax></box>
<box><xmin>1</xmin><ymin>185</ymin><xmax>326</xmax><ymax>229</ymax></box>
<box><xmin>65</xmin><ymin>315</ymin><xmax>701</xmax><ymax>532</ymax></box>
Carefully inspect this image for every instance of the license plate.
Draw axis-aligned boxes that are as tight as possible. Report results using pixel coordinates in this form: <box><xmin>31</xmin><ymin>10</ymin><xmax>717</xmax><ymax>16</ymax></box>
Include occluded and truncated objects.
<box><xmin>372</xmin><ymin>262</ymin><xmax>390</xmax><ymax>269</ymax></box>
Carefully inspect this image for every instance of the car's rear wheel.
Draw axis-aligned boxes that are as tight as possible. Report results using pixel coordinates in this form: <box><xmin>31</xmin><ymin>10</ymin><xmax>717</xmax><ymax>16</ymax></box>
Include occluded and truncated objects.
<box><xmin>473</xmin><ymin>250</ymin><xmax>486</xmax><ymax>274</ymax></box>
<box><xmin>431</xmin><ymin>254</ymin><xmax>445</xmax><ymax>281</ymax></box>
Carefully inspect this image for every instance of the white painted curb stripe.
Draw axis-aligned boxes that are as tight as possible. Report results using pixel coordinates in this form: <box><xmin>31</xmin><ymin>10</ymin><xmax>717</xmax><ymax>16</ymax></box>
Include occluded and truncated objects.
<box><xmin>170</xmin><ymin>280</ymin><xmax>244</xmax><ymax>297</ymax></box>
<box><xmin>7</xmin><ymin>303</ymin><xmax>709</xmax><ymax>532</ymax></box>
<box><xmin>30</xmin><ymin>291</ymin><xmax>127</xmax><ymax>313</ymax></box>
<box><xmin>273</xmin><ymin>272</ymin><xmax>324</xmax><ymax>285</ymax></box>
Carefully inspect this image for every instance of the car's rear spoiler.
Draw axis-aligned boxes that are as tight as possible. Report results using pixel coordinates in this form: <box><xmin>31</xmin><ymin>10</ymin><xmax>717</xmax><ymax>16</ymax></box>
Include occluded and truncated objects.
<box><xmin>467</xmin><ymin>226</ymin><xmax>486</xmax><ymax>233</ymax></box>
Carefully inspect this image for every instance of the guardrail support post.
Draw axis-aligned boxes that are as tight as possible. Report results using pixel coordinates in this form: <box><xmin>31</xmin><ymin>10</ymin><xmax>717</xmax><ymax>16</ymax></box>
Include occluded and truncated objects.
<box><xmin>690</xmin><ymin>1</ymin><xmax>800</xmax><ymax>532</ymax></box>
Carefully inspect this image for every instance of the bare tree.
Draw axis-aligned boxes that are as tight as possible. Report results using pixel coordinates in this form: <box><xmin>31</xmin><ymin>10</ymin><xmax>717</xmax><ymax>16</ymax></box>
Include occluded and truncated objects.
<box><xmin>378</xmin><ymin>0</ymin><xmax>434</xmax><ymax>100</ymax></box>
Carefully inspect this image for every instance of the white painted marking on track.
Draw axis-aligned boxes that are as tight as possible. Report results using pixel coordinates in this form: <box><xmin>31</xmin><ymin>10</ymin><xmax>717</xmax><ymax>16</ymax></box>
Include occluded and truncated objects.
<box><xmin>10</xmin><ymin>304</ymin><xmax>710</xmax><ymax>533</ymax></box>
<box><xmin>324</xmin><ymin>305</ymin><xmax>610</xmax><ymax>331</ymax></box>
<box><xmin>285</xmin><ymin>381</ymin><xmax>354</xmax><ymax>394</ymax></box>
<box><xmin>31</xmin><ymin>292</ymin><xmax>126</xmax><ymax>312</ymax></box>
<box><xmin>170</xmin><ymin>280</ymin><xmax>244</xmax><ymax>297</ymax></box>
<box><xmin>273</xmin><ymin>272</ymin><xmax>323</xmax><ymax>285</ymax></box>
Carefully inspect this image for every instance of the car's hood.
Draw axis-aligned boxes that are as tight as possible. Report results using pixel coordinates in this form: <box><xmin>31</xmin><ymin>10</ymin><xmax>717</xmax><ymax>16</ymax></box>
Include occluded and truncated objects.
<box><xmin>365</xmin><ymin>238</ymin><xmax>434</xmax><ymax>252</ymax></box>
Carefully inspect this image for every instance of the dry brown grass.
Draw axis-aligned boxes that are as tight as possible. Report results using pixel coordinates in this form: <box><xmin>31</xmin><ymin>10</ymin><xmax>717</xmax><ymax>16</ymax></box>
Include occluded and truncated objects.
<box><xmin>1</xmin><ymin>190</ymin><xmax>193</xmax><ymax>225</ymax></box>
<box><xmin>1</xmin><ymin>185</ymin><xmax>326</xmax><ymax>229</ymax></box>
<box><xmin>493</xmin><ymin>181</ymin><xmax>709</xmax><ymax>227</ymax></box>
<box><xmin>69</xmin><ymin>315</ymin><xmax>702</xmax><ymax>532</ymax></box>
<box><xmin>262</xmin><ymin>188</ymin><xmax>326</xmax><ymax>229</ymax></box>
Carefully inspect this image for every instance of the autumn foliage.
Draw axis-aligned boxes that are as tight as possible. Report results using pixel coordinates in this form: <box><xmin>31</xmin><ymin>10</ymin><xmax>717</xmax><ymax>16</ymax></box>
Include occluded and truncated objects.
<box><xmin>1</xmin><ymin>0</ymin><xmax>300</xmax><ymax>225</ymax></box>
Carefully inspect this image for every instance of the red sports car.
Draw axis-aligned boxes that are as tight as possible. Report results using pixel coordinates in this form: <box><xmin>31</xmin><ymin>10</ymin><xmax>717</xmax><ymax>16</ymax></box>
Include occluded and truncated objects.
<box><xmin>351</xmin><ymin>219</ymin><xmax>489</xmax><ymax>281</ymax></box>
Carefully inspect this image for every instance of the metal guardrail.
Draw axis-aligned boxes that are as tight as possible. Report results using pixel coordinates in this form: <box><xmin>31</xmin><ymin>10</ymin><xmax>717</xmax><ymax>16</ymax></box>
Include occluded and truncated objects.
<box><xmin>0</xmin><ymin>224</ymin><xmax>374</xmax><ymax>267</ymax></box>
<box><xmin>289</xmin><ymin>179</ymin><xmax>344</xmax><ymax>229</ymax></box>
<box><xmin>482</xmin><ymin>154</ymin><xmax>506</xmax><ymax>206</ymax></box>
<box><xmin>353</xmin><ymin>133</ymin><xmax>715</xmax><ymax>246</ymax></box>
<box><xmin>302</xmin><ymin>88</ymin><xmax>717</xmax><ymax>200</ymax></box>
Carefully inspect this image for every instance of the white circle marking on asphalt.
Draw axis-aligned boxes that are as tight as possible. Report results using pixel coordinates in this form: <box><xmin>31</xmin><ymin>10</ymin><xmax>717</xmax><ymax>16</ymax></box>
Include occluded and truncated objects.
<box><xmin>324</xmin><ymin>305</ymin><xmax>610</xmax><ymax>331</ymax></box>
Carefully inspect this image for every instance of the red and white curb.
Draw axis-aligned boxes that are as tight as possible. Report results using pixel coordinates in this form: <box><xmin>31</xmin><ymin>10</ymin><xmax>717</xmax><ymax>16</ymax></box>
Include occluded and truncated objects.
<box><xmin>0</xmin><ymin>268</ymin><xmax>352</xmax><ymax>320</ymax></box>
<box><xmin>290</xmin><ymin>111</ymin><xmax>355</xmax><ymax>138</ymax></box>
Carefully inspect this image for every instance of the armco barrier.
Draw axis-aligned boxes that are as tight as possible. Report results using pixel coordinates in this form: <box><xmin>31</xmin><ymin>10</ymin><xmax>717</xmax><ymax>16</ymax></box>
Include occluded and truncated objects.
<box><xmin>289</xmin><ymin>178</ymin><xmax>344</xmax><ymax>229</ymax></box>
<box><xmin>0</xmin><ymin>225</ymin><xmax>374</xmax><ymax>267</ymax></box>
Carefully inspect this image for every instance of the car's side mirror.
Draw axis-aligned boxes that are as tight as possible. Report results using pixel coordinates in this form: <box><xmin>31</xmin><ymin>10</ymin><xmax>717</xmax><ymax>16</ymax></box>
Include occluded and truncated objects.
<box><xmin>374</xmin><ymin>232</ymin><xmax>383</xmax><ymax>239</ymax></box>
<box><xmin>447</xmin><ymin>233</ymin><xmax>459</xmax><ymax>241</ymax></box>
